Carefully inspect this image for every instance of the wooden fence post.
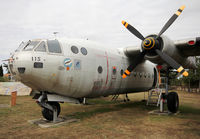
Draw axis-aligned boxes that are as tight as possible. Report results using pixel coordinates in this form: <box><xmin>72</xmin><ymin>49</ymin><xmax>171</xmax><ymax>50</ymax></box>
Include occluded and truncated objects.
<box><xmin>11</xmin><ymin>91</ymin><xmax>17</xmax><ymax>106</ymax></box>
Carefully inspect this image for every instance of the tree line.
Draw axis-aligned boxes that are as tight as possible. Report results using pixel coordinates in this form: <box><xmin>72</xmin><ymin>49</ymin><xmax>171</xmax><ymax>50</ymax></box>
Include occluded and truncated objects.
<box><xmin>170</xmin><ymin>57</ymin><xmax>200</xmax><ymax>89</ymax></box>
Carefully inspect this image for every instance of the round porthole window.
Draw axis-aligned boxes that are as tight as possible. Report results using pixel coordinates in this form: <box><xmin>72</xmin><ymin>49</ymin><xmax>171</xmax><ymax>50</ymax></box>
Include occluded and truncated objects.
<box><xmin>139</xmin><ymin>73</ymin><xmax>142</xmax><ymax>78</ymax></box>
<box><xmin>148</xmin><ymin>73</ymin><xmax>151</xmax><ymax>78</ymax></box>
<box><xmin>134</xmin><ymin>72</ymin><xmax>137</xmax><ymax>77</ymax></box>
<box><xmin>81</xmin><ymin>47</ymin><xmax>87</xmax><ymax>55</ymax></box>
<box><xmin>120</xmin><ymin>69</ymin><xmax>123</xmax><ymax>75</ymax></box>
<box><xmin>98</xmin><ymin>66</ymin><xmax>103</xmax><ymax>74</ymax></box>
<box><xmin>71</xmin><ymin>46</ymin><xmax>79</xmax><ymax>54</ymax></box>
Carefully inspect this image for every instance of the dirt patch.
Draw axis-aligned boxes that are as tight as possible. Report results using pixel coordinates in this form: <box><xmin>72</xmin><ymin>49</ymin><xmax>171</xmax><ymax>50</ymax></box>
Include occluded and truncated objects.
<box><xmin>0</xmin><ymin>91</ymin><xmax>200</xmax><ymax>138</ymax></box>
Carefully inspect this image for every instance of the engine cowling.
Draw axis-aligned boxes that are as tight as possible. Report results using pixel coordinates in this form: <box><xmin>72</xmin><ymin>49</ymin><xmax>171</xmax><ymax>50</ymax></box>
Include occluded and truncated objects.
<box><xmin>143</xmin><ymin>35</ymin><xmax>196</xmax><ymax>69</ymax></box>
<box><xmin>123</xmin><ymin>35</ymin><xmax>197</xmax><ymax>69</ymax></box>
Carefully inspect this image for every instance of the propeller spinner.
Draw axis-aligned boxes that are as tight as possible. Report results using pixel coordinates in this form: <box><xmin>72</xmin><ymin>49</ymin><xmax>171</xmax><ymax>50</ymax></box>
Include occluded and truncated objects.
<box><xmin>121</xmin><ymin>5</ymin><xmax>188</xmax><ymax>79</ymax></box>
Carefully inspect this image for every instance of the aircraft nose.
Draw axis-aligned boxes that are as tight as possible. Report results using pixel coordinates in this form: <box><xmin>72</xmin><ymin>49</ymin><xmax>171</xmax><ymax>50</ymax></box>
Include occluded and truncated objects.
<box><xmin>10</xmin><ymin>52</ymin><xmax>32</xmax><ymax>81</ymax></box>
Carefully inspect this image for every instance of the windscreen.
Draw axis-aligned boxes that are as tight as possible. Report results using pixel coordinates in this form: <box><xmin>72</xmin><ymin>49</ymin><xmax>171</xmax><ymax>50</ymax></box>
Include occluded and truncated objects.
<box><xmin>15</xmin><ymin>41</ymin><xmax>28</xmax><ymax>52</ymax></box>
<box><xmin>35</xmin><ymin>41</ymin><xmax>46</xmax><ymax>52</ymax></box>
<box><xmin>23</xmin><ymin>41</ymin><xmax>40</xmax><ymax>51</ymax></box>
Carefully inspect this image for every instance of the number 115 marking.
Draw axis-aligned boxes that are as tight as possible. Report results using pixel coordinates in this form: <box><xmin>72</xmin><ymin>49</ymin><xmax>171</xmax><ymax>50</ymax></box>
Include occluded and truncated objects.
<box><xmin>32</xmin><ymin>57</ymin><xmax>41</xmax><ymax>61</ymax></box>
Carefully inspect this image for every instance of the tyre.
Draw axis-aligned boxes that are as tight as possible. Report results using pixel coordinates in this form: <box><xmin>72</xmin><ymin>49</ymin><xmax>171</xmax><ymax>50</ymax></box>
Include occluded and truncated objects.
<box><xmin>42</xmin><ymin>102</ymin><xmax>60</xmax><ymax>121</ymax></box>
<box><xmin>167</xmin><ymin>92</ymin><xmax>179</xmax><ymax>113</ymax></box>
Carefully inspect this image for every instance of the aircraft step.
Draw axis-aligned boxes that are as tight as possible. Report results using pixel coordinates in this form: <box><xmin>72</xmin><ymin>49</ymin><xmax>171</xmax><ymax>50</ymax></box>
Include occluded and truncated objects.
<box><xmin>146</xmin><ymin>88</ymin><xmax>164</xmax><ymax>107</ymax></box>
<box><xmin>111</xmin><ymin>94</ymin><xmax>119</xmax><ymax>101</ymax></box>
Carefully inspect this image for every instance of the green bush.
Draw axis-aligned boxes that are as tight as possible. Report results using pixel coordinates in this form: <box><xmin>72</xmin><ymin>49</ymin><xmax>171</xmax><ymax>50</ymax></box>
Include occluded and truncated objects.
<box><xmin>0</xmin><ymin>76</ymin><xmax>9</xmax><ymax>82</ymax></box>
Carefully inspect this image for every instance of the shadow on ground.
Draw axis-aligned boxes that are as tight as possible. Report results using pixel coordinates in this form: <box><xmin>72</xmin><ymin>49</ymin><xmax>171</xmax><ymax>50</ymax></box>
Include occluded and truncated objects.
<box><xmin>67</xmin><ymin>100</ymin><xmax>156</xmax><ymax>119</ymax></box>
<box><xmin>179</xmin><ymin>105</ymin><xmax>200</xmax><ymax>115</ymax></box>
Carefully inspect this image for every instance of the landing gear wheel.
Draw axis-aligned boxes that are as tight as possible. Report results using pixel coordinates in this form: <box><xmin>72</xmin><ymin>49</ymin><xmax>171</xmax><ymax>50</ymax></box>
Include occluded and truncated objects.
<box><xmin>167</xmin><ymin>92</ymin><xmax>179</xmax><ymax>113</ymax></box>
<box><xmin>42</xmin><ymin>102</ymin><xmax>60</xmax><ymax>121</ymax></box>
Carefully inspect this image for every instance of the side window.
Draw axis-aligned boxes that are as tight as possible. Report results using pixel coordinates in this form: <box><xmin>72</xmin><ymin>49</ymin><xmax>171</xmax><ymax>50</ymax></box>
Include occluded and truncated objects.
<box><xmin>47</xmin><ymin>40</ymin><xmax>62</xmax><ymax>53</ymax></box>
<box><xmin>35</xmin><ymin>41</ymin><xmax>46</xmax><ymax>52</ymax></box>
<box><xmin>81</xmin><ymin>47</ymin><xmax>87</xmax><ymax>55</ymax></box>
<box><xmin>148</xmin><ymin>73</ymin><xmax>151</xmax><ymax>78</ymax></box>
<box><xmin>144</xmin><ymin>73</ymin><xmax>147</xmax><ymax>78</ymax></box>
<box><xmin>71</xmin><ymin>46</ymin><xmax>79</xmax><ymax>54</ymax></box>
<box><xmin>139</xmin><ymin>73</ymin><xmax>142</xmax><ymax>78</ymax></box>
<box><xmin>98</xmin><ymin>66</ymin><xmax>103</xmax><ymax>74</ymax></box>
<box><xmin>133</xmin><ymin>72</ymin><xmax>137</xmax><ymax>77</ymax></box>
<box><xmin>120</xmin><ymin>69</ymin><xmax>124</xmax><ymax>75</ymax></box>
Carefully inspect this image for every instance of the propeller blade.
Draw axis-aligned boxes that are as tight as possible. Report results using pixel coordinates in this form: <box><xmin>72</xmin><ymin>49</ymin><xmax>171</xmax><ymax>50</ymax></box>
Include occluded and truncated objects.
<box><xmin>122</xmin><ymin>21</ymin><xmax>145</xmax><ymax>41</ymax></box>
<box><xmin>2</xmin><ymin>58</ymin><xmax>12</xmax><ymax>61</ymax></box>
<box><xmin>155</xmin><ymin>49</ymin><xmax>188</xmax><ymax>77</ymax></box>
<box><xmin>122</xmin><ymin>51</ymin><xmax>146</xmax><ymax>78</ymax></box>
<box><xmin>157</xmin><ymin>5</ymin><xmax>185</xmax><ymax>38</ymax></box>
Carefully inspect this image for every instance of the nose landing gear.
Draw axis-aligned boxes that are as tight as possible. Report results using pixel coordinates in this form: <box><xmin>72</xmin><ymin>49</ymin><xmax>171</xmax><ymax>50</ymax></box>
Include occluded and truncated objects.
<box><xmin>36</xmin><ymin>93</ymin><xmax>61</xmax><ymax>122</ymax></box>
<box><xmin>42</xmin><ymin>102</ymin><xmax>61</xmax><ymax>121</ymax></box>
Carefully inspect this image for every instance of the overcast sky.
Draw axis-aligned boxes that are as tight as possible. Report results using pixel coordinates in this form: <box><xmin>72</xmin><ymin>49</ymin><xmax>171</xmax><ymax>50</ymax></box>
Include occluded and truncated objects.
<box><xmin>0</xmin><ymin>0</ymin><xmax>200</xmax><ymax>64</ymax></box>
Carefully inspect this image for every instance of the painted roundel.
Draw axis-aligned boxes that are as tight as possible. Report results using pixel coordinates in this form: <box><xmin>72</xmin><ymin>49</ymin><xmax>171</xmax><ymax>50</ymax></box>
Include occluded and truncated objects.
<box><xmin>63</xmin><ymin>58</ymin><xmax>72</xmax><ymax>70</ymax></box>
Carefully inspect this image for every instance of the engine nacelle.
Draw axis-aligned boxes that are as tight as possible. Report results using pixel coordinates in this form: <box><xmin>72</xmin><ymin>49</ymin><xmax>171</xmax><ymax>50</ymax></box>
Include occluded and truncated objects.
<box><xmin>144</xmin><ymin>35</ymin><xmax>196</xmax><ymax>69</ymax></box>
<box><xmin>123</xmin><ymin>35</ymin><xmax>197</xmax><ymax>69</ymax></box>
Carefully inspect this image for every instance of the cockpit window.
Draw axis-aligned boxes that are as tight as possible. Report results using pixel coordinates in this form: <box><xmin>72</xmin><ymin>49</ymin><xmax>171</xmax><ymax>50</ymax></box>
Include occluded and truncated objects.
<box><xmin>35</xmin><ymin>41</ymin><xmax>46</xmax><ymax>52</ymax></box>
<box><xmin>47</xmin><ymin>40</ymin><xmax>62</xmax><ymax>53</ymax></box>
<box><xmin>15</xmin><ymin>41</ymin><xmax>28</xmax><ymax>52</ymax></box>
<box><xmin>23</xmin><ymin>41</ymin><xmax>40</xmax><ymax>51</ymax></box>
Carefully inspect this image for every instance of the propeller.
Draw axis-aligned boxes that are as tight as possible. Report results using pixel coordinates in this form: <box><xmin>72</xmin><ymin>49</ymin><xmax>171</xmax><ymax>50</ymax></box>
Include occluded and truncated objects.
<box><xmin>2</xmin><ymin>58</ymin><xmax>13</xmax><ymax>62</ymax></box>
<box><xmin>122</xmin><ymin>21</ymin><xmax>145</xmax><ymax>41</ymax></box>
<box><xmin>155</xmin><ymin>49</ymin><xmax>188</xmax><ymax>76</ymax></box>
<box><xmin>156</xmin><ymin>5</ymin><xmax>185</xmax><ymax>38</ymax></box>
<box><xmin>122</xmin><ymin>51</ymin><xmax>146</xmax><ymax>78</ymax></box>
<box><xmin>121</xmin><ymin>5</ymin><xmax>188</xmax><ymax>79</ymax></box>
<box><xmin>2</xmin><ymin>59</ymin><xmax>10</xmax><ymax>61</ymax></box>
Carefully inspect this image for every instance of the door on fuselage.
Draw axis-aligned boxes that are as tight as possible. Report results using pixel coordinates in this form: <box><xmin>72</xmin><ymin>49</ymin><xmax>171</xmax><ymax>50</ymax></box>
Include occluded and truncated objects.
<box><xmin>152</xmin><ymin>67</ymin><xmax>158</xmax><ymax>88</ymax></box>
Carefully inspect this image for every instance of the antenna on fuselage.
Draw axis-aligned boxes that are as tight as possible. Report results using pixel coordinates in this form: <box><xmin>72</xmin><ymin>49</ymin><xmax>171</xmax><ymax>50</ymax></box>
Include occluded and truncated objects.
<box><xmin>53</xmin><ymin>32</ymin><xmax>59</xmax><ymax>39</ymax></box>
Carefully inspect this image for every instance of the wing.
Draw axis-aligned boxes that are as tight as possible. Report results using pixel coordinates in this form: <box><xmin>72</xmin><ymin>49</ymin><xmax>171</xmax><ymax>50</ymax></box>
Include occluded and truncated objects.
<box><xmin>122</xmin><ymin>36</ymin><xmax>199</xmax><ymax>70</ymax></box>
<box><xmin>175</xmin><ymin>37</ymin><xmax>200</xmax><ymax>57</ymax></box>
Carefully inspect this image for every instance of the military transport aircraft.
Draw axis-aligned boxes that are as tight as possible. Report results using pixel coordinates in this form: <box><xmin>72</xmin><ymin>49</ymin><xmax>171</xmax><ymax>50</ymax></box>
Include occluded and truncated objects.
<box><xmin>7</xmin><ymin>5</ymin><xmax>200</xmax><ymax>121</ymax></box>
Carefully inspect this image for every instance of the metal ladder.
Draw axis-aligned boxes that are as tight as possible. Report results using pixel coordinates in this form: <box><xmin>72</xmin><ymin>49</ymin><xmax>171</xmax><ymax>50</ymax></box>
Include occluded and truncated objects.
<box><xmin>111</xmin><ymin>94</ymin><xmax>119</xmax><ymax>101</ymax></box>
<box><xmin>147</xmin><ymin>77</ymin><xmax>167</xmax><ymax>106</ymax></box>
<box><xmin>146</xmin><ymin>88</ymin><xmax>163</xmax><ymax>106</ymax></box>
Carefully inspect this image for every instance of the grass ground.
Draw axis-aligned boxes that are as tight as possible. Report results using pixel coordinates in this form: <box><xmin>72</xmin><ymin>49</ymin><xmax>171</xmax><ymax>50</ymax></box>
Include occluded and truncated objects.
<box><xmin>0</xmin><ymin>91</ymin><xmax>200</xmax><ymax>139</ymax></box>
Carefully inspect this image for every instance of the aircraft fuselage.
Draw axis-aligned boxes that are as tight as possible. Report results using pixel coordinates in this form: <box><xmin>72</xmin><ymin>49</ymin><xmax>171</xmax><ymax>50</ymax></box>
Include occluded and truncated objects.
<box><xmin>9</xmin><ymin>39</ymin><xmax>157</xmax><ymax>98</ymax></box>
